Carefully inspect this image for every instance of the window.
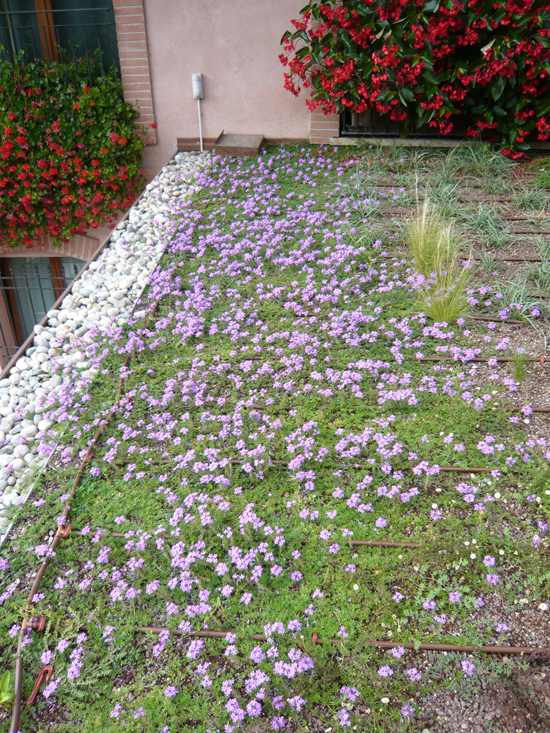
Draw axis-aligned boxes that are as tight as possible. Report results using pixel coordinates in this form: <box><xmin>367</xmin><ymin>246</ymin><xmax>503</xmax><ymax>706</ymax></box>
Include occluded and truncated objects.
<box><xmin>0</xmin><ymin>0</ymin><xmax>120</xmax><ymax>77</ymax></box>
<box><xmin>0</xmin><ymin>256</ymin><xmax>85</xmax><ymax>367</ymax></box>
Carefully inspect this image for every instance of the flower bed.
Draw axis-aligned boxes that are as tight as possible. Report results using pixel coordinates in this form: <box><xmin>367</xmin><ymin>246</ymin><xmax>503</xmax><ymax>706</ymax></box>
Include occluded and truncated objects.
<box><xmin>0</xmin><ymin>143</ymin><xmax>549</xmax><ymax>732</ymax></box>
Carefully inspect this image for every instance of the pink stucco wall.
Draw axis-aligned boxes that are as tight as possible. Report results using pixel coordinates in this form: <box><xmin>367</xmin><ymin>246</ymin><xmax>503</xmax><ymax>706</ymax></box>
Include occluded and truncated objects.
<box><xmin>140</xmin><ymin>0</ymin><xmax>310</xmax><ymax>177</ymax></box>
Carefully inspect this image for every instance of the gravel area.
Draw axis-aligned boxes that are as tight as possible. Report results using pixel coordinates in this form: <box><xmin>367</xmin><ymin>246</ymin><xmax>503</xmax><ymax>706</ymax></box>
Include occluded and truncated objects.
<box><xmin>0</xmin><ymin>150</ymin><xmax>211</xmax><ymax>545</ymax></box>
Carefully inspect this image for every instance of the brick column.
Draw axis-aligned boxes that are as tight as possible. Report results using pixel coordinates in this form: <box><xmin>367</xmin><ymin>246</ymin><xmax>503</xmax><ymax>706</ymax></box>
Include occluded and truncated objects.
<box><xmin>310</xmin><ymin>111</ymin><xmax>340</xmax><ymax>145</ymax></box>
<box><xmin>113</xmin><ymin>0</ymin><xmax>157</xmax><ymax>145</ymax></box>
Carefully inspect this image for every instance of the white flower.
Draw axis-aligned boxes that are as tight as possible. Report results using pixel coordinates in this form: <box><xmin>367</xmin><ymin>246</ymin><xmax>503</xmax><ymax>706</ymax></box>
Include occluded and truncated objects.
<box><xmin>470</xmin><ymin>553</ymin><xmax>477</xmax><ymax>559</ymax></box>
<box><xmin>353</xmin><ymin>584</ymin><xmax>359</xmax><ymax>591</ymax></box>
<box><xmin>381</xmin><ymin>697</ymin><xmax>390</xmax><ymax>704</ymax></box>
<box><xmin>464</xmin><ymin>541</ymin><xmax>470</xmax><ymax>546</ymax></box>
<box><xmin>432</xmin><ymin>503</ymin><xmax>438</xmax><ymax>509</ymax></box>
<box><xmin>539</xmin><ymin>603</ymin><xmax>548</xmax><ymax>611</ymax></box>
<box><xmin>499</xmin><ymin>550</ymin><xmax>505</xmax><ymax>555</ymax></box>
<box><xmin>471</xmin><ymin>539</ymin><xmax>477</xmax><ymax>544</ymax></box>
<box><xmin>494</xmin><ymin>492</ymin><xmax>501</xmax><ymax>499</ymax></box>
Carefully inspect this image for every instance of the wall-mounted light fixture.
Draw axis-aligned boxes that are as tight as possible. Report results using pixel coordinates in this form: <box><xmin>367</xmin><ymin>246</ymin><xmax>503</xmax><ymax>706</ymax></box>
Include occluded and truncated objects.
<box><xmin>192</xmin><ymin>74</ymin><xmax>204</xmax><ymax>152</ymax></box>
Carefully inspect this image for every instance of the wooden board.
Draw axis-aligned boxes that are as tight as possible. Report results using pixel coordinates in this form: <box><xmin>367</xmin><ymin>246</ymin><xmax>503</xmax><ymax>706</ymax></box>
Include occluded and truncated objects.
<box><xmin>214</xmin><ymin>133</ymin><xmax>264</xmax><ymax>158</ymax></box>
<box><xmin>176</xmin><ymin>135</ymin><xmax>221</xmax><ymax>152</ymax></box>
<box><xmin>330</xmin><ymin>136</ymin><xmax>550</xmax><ymax>150</ymax></box>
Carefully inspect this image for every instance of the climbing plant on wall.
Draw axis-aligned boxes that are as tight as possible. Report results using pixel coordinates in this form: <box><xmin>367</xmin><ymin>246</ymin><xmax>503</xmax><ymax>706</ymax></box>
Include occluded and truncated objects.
<box><xmin>281</xmin><ymin>0</ymin><xmax>550</xmax><ymax>155</ymax></box>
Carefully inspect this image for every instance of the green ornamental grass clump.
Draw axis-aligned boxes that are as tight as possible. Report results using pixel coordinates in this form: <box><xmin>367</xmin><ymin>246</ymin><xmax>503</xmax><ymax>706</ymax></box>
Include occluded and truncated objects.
<box><xmin>405</xmin><ymin>199</ymin><xmax>471</xmax><ymax>323</ymax></box>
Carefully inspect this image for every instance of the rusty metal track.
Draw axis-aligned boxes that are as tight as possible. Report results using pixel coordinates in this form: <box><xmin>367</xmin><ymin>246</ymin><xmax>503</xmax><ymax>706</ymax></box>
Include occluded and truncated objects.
<box><xmin>25</xmin><ymin>619</ymin><xmax>547</xmax><ymax>656</ymax></box>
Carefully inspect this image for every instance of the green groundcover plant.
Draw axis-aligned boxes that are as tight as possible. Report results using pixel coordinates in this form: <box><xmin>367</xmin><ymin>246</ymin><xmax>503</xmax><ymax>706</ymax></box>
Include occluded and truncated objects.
<box><xmin>281</xmin><ymin>0</ymin><xmax>550</xmax><ymax>155</ymax></box>
<box><xmin>0</xmin><ymin>51</ymin><xmax>147</xmax><ymax>251</ymax></box>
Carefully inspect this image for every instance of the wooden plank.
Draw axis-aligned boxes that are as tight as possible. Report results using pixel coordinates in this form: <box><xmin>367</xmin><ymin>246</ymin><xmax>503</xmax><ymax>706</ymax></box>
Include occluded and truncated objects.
<box><xmin>214</xmin><ymin>133</ymin><xmax>264</xmax><ymax>158</ymax></box>
<box><xmin>176</xmin><ymin>136</ymin><xmax>220</xmax><ymax>152</ymax></box>
<box><xmin>329</xmin><ymin>136</ymin><xmax>468</xmax><ymax>149</ymax></box>
<box><xmin>329</xmin><ymin>136</ymin><xmax>550</xmax><ymax>150</ymax></box>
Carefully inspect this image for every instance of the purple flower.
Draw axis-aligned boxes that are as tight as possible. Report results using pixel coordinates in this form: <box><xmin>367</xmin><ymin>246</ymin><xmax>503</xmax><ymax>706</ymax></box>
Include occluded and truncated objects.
<box><xmin>378</xmin><ymin>665</ymin><xmax>394</xmax><ymax>677</ymax></box>
<box><xmin>449</xmin><ymin>591</ymin><xmax>461</xmax><ymax>603</ymax></box>
<box><xmin>250</xmin><ymin>646</ymin><xmax>266</xmax><ymax>664</ymax></box>
<box><xmin>340</xmin><ymin>686</ymin><xmax>360</xmax><ymax>701</ymax></box>
<box><xmin>338</xmin><ymin>708</ymin><xmax>351</xmax><ymax>726</ymax></box>
<box><xmin>42</xmin><ymin>676</ymin><xmax>61</xmax><ymax>699</ymax></box>
<box><xmin>164</xmin><ymin>686</ymin><xmax>178</xmax><ymax>697</ymax></box>
<box><xmin>186</xmin><ymin>639</ymin><xmax>203</xmax><ymax>659</ymax></box>
<box><xmin>375</xmin><ymin>516</ymin><xmax>387</xmax><ymax>528</ymax></box>
<box><xmin>288</xmin><ymin>695</ymin><xmax>306</xmax><ymax>711</ymax></box>
<box><xmin>423</xmin><ymin>599</ymin><xmax>436</xmax><ymax>611</ymax></box>
<box><xmin>483</xmin><ymin>555</ymin><xmax>495</xmax><ymax>567</ymax></box>
<box><xmin>40</xmin><ymin>650</ymin><xmax>55</xmax><ymax>665</ymax></box>
<box><xmin>247</xmin><ymin>700</ymin><xmax>262</xmax><ymax>716</ymax></box>
<box><xmin>110</xmin><ymin>703</ymin><xmax>122</xmax><ymax>719</ymax></box>
<box><xmin>406</xmin><ymin>667</ymin><xmax>421</xmax><ymax>681</ymax></box>
<box><xmin>57</xmin><ymin>639</ymin><xmax>70</xmax><ymax>653</ymax></box>
<box><xmin>461</xmin><ymin>660</ymin><xmax>475</xmax><ymax>677</ymax></box>
<box><xmin>486</xmin><ymin>574</ymin><xmax>499</xmax><ymax>585</ymax></box>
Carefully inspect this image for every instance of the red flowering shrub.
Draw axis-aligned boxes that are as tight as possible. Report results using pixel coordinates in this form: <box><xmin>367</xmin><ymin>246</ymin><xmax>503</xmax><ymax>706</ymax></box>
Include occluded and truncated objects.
<box><xmin>281</xmin><ymin>0</ymin><xmax>550</xmax><ymax>155</ymax></box>
<box><xmin>0</xmin><ymin>52</ymin><xmax>147</xmax><ymax>250</ymax></box>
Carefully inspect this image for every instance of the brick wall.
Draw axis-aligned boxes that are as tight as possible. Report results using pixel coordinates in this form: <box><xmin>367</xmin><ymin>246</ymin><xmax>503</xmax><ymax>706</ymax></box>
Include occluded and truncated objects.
<box><xmin>310</xmin><ymin>111</ymin><xmax>340</xmax><ymax>145</ymax></box>
<box><xmin>7</xmin><ymin>233</ymin><xmax>102</xmax><ymax>262</ymax></box>
<box><xmin>113</xmin><ymin>0</ymin><xmax>157</xmax><ymax>145</ymax></box>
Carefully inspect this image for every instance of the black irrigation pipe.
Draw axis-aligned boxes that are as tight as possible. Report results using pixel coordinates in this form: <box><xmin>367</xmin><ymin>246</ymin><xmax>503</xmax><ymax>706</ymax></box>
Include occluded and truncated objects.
<box><xmin>379</xmin><ymin>251</ymin><xmax>546</xmax><ymax>263</ymax></box>
<box><xmin>418</xmin><ymin>355</ymin><xmax>546</xmax><ymax>364</ymax></box>
<box><xmin>138</xmin><ymin>456</ymin><xmax>494</xmax><ymax>474</ymax></box>
<box><xmin>25</xmin><ymin>618</ymin><xmax>549</xmax><ymax>657</ymax></box>
<box><xmin>62</xmin><ymin>526</ymin><xmax>424</xmax><ymax>550</ymax></box>
<box><xmin>467</xmin><ymin>315</ymin><xmax>525</xmax><ymax>324</ymax></box>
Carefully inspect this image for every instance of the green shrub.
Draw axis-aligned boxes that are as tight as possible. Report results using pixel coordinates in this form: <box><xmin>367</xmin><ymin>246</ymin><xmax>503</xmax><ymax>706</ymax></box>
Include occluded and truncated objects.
<box><xmin>281</xmin><ymin>0</ymin><xmax>550</xmax><ymax>155</ymax></box>
<box><xmin>0</xmin><ymin>51</ymin><xmax>147</xmax><ymax>250</ymax></box>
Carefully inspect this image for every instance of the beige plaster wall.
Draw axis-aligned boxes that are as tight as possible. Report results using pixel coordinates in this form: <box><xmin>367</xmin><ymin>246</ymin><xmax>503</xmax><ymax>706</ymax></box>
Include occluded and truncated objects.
<box><xmin>140</xmin><ymin>0</ymin><xmax>310</xmax><ymax>176</ymax></box>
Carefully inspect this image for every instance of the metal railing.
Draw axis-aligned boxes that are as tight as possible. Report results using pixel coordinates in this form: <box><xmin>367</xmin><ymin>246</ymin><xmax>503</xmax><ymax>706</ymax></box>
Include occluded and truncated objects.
<box><xmin>0</xmin><ymin>258</ymin><xmax>82</xmax><ymax>367</ymax></box>
<box><xmin>341</xmin><ymin>109</ymin><xmax>473</xmax><ymax>140</ymax></box>
<box><xmin>0</xmin><ymin>6</ymin><xmax>120</xmax><ymax>84</ymax></box>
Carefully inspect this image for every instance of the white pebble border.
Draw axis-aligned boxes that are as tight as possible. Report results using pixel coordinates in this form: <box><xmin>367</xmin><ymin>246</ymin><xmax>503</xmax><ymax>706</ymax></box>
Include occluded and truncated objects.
<box><xmin>0</xmin><ymin>150</ymin><xmax>211</xmax><ymax>544</ymax></box>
